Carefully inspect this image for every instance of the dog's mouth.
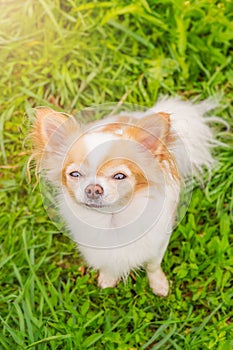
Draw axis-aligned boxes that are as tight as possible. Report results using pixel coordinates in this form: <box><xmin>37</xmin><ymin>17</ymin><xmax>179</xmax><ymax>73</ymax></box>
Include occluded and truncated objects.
<box><xmin>84</xmin><ymin>202</ymin><xmax>106</xmax><ymax>209</ymax></box>
<box><xmin>82</xmin><ymin>198</ymin><xmax>131</xmax><ymax>215</ymax></box>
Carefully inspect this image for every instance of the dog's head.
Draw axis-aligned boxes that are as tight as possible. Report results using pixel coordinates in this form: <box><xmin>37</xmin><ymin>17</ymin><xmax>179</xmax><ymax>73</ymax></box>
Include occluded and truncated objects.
<box><xmin>31</xmin><ymin>108</ymin><xmax>177</xmax><ymax>212</ymax></box>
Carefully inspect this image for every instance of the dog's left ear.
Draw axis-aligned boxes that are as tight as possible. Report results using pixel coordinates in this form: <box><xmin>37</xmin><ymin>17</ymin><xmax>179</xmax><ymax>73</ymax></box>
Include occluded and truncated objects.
<box><xmin>129</xmin><ymin>112</ymin><xmax>171</xmax><ymax>160</ymax></box>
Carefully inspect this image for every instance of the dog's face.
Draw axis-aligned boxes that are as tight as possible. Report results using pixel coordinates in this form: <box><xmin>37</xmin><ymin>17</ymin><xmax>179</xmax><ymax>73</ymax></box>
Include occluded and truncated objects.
<box><xmin>32</xmin><ymin>108</ymin><xmax>176</xmax><ymax>213</ymax></box>
<box><xmin>62</xmin><ymin>132</ymin><xmax>149</xmax><ymax>211</ymax></box>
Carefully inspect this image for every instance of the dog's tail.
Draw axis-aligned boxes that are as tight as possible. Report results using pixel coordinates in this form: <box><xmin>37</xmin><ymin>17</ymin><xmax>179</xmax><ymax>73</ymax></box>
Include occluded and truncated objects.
<box><xmin>150</xmin><ymin>97</ymin><xmax>225</xmax><ymax>179</ymax></box>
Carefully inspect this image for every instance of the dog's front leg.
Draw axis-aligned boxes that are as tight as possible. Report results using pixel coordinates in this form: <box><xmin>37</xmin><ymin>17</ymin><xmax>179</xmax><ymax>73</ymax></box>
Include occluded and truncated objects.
<box><xmin>146</xmin><ymin>263</ymin><xmax>169</xmax><ymax>297</ymax></box>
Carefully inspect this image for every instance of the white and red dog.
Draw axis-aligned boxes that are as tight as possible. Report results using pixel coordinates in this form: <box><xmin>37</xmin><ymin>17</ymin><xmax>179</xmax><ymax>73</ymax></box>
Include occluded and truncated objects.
<box><xmin>31</xmin><ymin>97</ymin><xmax>217</xmax><ymax>296</ymax></box>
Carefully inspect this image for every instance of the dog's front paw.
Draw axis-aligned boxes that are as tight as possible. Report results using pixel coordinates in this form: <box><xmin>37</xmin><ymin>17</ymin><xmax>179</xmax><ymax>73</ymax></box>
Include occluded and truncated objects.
<box><xmin>98</xmin><ymin>271</ymin><xmax>118</xmax><ymax>289</ymax></box>
<box><xmin>150</xmin><ymin>276</ymin><xmax>169</xmax><ymax>297</ymax></box>
<box><xmin>147</xmin><ymin>267</ymin><xmax>169</xmax><ymax>297</ymax></box>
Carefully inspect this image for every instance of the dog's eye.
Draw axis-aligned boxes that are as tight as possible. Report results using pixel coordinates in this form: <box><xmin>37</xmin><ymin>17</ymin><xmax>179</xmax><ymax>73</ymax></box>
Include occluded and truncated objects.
<box><xmin>113</xmin><ymin>173</ymin><xmax>127</xmax><ymax>180</ymax></box>
<box><xmin>69</xmin><ymin>171</ymin><xmax>82</xmax><ymax>178</ymax></box>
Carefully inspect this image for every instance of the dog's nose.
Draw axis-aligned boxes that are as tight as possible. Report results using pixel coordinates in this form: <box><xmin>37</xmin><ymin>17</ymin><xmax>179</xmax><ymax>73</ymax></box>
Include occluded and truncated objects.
<box><xmin>85</xmin><ymin>184</ymin><xmax>104</xmax><ymax>199</ymax></box>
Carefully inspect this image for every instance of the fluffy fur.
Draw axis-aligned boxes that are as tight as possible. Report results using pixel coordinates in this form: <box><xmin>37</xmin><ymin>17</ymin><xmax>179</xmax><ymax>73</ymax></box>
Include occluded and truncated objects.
<box><xmin>31</xmin><ymin>97</ymin><xmax>218</xmax><ymax>296</ymax></box>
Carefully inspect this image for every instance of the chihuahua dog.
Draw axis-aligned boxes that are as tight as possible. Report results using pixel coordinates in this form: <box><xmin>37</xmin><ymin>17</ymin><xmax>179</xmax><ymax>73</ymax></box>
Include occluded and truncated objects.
<box><xmin>31</xmin><ymin>97</ymin><xmax>217</xmax><ymax>296</ymax></box>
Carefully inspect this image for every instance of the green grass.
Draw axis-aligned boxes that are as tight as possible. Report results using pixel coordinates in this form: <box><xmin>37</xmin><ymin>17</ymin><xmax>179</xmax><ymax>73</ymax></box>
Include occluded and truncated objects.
<box><xmin>0</xmin><ymin>0</ymin><xmax>233</xmax><ymax>349</ymax></box>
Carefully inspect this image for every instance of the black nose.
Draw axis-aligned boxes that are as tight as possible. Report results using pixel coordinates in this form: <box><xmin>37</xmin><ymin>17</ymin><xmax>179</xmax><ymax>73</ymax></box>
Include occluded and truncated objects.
<box><xmin>85</xmin><ymin>184</ymin><xmax>104</xmax><ymax>199</ymax></box>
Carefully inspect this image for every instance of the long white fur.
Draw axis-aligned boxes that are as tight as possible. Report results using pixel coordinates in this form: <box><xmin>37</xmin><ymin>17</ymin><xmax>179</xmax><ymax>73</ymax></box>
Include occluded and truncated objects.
<box><xmin>57</xmin><ymin>98</ymin><xmax>217</xmax><ymax>281</ymax></box>
<box><xmin>60</xmin><ymin>180</ymin><xmax>180</xmax><ymax>280</ymax></box>
<box><xmin>38</xmin><ymin>97</ymin><xmax>220</xmax><ymax>294</ymax></box>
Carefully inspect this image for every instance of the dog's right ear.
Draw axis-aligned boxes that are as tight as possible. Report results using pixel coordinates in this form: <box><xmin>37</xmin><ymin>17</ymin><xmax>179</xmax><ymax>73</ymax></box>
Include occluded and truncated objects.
<box><xmin>32</xmin><ymin>107</ymin><xmax>78</xmax><ymax>152</ymax></box>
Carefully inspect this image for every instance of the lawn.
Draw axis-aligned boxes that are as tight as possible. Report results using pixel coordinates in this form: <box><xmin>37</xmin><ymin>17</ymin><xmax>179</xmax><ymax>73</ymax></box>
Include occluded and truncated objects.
<box><xmin>0</xmin><ymin>0</ymin><xmax>232</xmax><ymax>349</ymax></box>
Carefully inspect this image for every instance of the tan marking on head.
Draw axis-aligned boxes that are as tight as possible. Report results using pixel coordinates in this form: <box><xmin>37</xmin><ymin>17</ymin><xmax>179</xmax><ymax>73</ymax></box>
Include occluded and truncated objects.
<box><xmin>94</xmin><ymin>116</ymin><xmax>134</xmax><ymax>136</ymax></box>
<box><xmin>97</xmin><ymin>158</ymin><xmax>148</xmax><ymax>190</ymax></box>
<box><xmin>62</xmin><ymin>135</ymin><xmax>89</xmax><ymax>189</ymax></box>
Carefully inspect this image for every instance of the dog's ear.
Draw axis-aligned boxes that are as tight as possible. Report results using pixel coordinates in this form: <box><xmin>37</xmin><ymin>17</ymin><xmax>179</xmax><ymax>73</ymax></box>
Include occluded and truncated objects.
<box><xmin>128</xmin><ymin>112</ymin><xmax>178</xmax><ymax>179</ymax></box>
<box><xmin>32</xmin><ymin>107</ymin><xmax>78</xmax><ymax>151</ymax></box>
<box><xmin>128</xmin><ymin>112</ymin><xmax>172</xmax><ymax>160</ymax></box>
